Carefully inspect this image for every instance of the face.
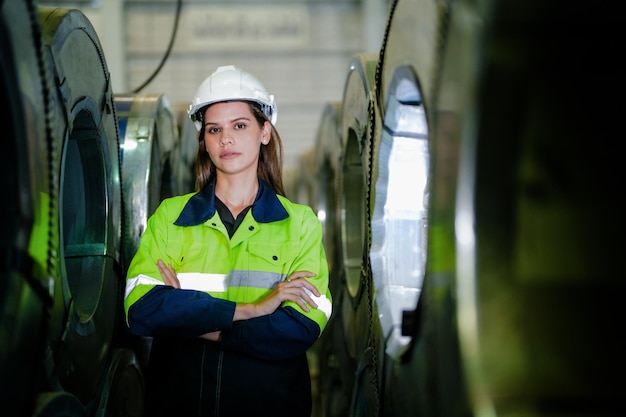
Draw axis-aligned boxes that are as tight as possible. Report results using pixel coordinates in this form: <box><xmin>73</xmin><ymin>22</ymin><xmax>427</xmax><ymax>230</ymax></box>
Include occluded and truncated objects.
<box><xmin>202</xmin><ymin>101</ymin><xmax>271</xmax><ymax>178</ymax></box>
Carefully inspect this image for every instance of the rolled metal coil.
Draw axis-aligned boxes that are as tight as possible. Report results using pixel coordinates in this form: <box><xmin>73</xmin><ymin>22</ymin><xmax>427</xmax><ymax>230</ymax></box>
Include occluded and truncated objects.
<box><xmin>38</xmin><ymin>5</ymin><xmax>126</xmax><ymax>409</ymax></box>
<box><xmin>0</xmin><ymin>0</ymin><xmax>54</xmax><ymax>414</ymax></box>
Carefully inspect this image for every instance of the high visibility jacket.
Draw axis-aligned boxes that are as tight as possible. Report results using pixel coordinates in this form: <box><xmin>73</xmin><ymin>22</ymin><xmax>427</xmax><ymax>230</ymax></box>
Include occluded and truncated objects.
<box><xmin>124</xmin><ymin>179</ymin><xmax>331</xmax><ymax>417</ymax></box>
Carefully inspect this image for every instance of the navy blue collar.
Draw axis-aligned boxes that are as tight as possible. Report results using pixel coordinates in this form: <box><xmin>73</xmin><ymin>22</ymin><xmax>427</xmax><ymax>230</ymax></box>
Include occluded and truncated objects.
<box><xmin>174</xmin><ymin>179</ymin><xmax>288</xmax><ymax>226</ymax></box>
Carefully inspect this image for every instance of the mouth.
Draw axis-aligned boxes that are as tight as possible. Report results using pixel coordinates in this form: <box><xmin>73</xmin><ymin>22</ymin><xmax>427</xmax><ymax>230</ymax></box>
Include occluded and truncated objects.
<box><xmin>220</xmin><ymin>151</ymin><xmax>240</xmax><ymax>159</ymax></box>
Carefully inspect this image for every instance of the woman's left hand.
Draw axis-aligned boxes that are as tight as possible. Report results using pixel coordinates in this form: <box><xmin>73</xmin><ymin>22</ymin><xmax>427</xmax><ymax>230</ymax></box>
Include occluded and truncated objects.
<box><xmin>157</xmin><ymin>259</ymin><xmax>181</xmax><ymax>288</ymax></box>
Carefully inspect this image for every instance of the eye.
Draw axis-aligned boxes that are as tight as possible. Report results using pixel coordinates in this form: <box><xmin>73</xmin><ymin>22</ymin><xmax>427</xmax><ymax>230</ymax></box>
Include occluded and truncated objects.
<box><xmin>234</xmin><ymin>122</ymin><xmax>247</xmax><ymax>130</ymax></box>
<box><xmin>206</xmin><ymin>126</ymin><xmax>220</xmax><ymax>134</ymax></box>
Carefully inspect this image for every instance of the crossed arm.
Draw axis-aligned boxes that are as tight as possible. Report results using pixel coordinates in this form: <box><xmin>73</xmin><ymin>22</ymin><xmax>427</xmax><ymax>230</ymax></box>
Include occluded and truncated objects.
<box><xmin>156</xmin><ymin>260</ymin><xmax>321</xmax><ymax>342</ymax></box>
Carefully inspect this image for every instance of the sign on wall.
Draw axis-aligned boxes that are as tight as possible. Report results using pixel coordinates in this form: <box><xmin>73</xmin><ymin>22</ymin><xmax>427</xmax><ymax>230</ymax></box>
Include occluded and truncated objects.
<box><xmin>181</xmin><ymin>5</ymin><xmax>309</xmax><ymax>51</ymax></box>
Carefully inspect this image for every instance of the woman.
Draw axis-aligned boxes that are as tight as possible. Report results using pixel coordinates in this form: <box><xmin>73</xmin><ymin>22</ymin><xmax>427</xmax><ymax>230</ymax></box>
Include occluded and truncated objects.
<box><xmin>124</xmin><ymin>65</ymin><xmax>332</xmax><ymax>417</ymax></box>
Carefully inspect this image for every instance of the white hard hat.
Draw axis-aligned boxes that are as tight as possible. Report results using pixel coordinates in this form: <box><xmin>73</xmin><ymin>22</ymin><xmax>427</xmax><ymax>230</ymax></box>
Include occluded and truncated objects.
<box><xmin>188</xmin><ymin>65</ymin><xmax>277</xmax><ymax>130</ymax></box>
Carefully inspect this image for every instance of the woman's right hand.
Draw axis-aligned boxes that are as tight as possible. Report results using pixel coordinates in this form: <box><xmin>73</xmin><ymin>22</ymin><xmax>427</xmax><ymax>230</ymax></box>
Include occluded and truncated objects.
<box><xmin>233</xmin><ymin>271</ymin><xmax>321</xmax><ymax>320</ymax></box>
<box><xmin>157</xmin><ymin>259</ymin><xmax>180</xmax><ymax>288</ymax></box>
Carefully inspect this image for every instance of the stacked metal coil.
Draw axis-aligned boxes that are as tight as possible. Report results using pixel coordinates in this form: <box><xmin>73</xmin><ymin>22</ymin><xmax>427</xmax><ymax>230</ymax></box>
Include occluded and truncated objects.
<box><xmin>0</xmin><ymin>3</ymin><xmax>188</xmax><ymax>415</ymax></box>
<box><xmin>312</xmin><ymin>0</ymin><xmax>624</xmax><ymax>416</ymax></box>
<box><xmin>1</xmin><ymin>0</ymin><xmax>53</xmax><ymax>414</ymax></box>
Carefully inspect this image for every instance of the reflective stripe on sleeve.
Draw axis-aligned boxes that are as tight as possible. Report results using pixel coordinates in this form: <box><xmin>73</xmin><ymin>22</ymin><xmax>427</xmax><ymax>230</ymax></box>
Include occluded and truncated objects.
<box><xmin>125</xmin><ymin>273</ymin><xmax>228</xmax><ymax>300</ymax></box>
<box><xmin>304</xmin><ymin>288</ymin><xmax>332</xmax><ymax>321</ymax></box>
<box><xmin>125</xmin><ymin>274</ymin><xmax>163</xmax><ymax>300</ymax></box>
<box><xmin>177</xmin><ymin>272</ymin><xmax>228</xmax><ymax>292</ymax></box>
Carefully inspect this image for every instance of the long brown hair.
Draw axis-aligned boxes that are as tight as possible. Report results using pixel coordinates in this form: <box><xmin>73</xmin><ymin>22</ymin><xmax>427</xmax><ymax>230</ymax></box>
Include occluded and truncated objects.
<box><xmin>194</xmin><ymin>102</ymin><xmax>285</xmax><ymax>196</ymax></box>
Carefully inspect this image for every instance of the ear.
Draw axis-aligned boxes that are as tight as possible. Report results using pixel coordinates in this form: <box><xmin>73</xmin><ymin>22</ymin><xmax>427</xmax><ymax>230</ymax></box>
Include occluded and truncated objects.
<box><xmin>261</xmin><ymin>121</ymin><xmax>271</xmax><ymax>145</ymax></box>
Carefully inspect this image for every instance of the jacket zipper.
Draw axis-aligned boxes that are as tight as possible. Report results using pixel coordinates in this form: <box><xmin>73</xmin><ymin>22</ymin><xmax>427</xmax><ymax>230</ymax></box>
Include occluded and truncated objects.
<box><xmin>214</xmin><ymin>349</ymin><xmax>224</xmax><ymax>416</ymax></box>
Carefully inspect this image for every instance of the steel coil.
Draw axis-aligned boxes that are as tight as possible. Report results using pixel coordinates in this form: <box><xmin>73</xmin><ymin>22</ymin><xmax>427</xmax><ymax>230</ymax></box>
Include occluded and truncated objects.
<box><xmin>38</xmin><ymin>5</ymin><xmax>126</xmax><ymax>409</ymax></box>
<box><xmin>339</xmin><ymin>53</ymin><xmax>380</xmax><ymax>360</ymax></box>
<box><xmin>94</xmin><ymin>348</ymin><xmax>144</xmax><ymax>417</ymax></box>
<box><xmin>377</xmin><ymin>0</ymin><xmax>440</xmax><ymax>118</ymax></box>
<box><xmin>1</xmin><ymin>0</ymin><xmax>53</xmax><ymax>415</ymax></box>
<box><xmin>440</xmin><ymin>1</ymin><xmax>624</xmax><ymax>415</ymax></box>
<box><xmin>313</xmin><ymin>102</ymin><xmax>343</xmax><ymax>291</ymax></box>
<box><xmin>115</xmin><ymin>93</ymin><xmax>180</xmax><ymax>271</ymax></box>
<box><xmin>310</xmin><ymin>102</ymin><xmax>353</xmax><ymax>417</ymax></box>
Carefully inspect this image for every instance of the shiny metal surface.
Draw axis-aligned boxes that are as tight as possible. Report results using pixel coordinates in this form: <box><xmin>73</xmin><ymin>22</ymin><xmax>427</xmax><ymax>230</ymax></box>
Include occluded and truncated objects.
<box><xmin>444</xmin><ymin>1</ymin><xmax>625</xmax><ymax>415</ymax></box>
<box><xmin>1</xmin><ymin>1</ymin><xmax>52</xmax><ymax>415</ymax></box>
<box><xmin>339</xmin><ymin>53</ymin><xmax>379</xmax><ymax>359</ymax></box>
<box><xmin>312</xmin><ymin>102</ymin><xmax>343</xmax><ymax>275</ymax></box>
<box><xmin>370</xmin><ymin>66</ymin><xmax>429</xmax><ymax>358</ymax></box>
<box><xmin>340</xmin><ymin>53</ymin><xmax>378</xmax><ymax>300</ymax></box>
<box><xmin>116</xmin><ymin>93</ymin><xmax>180</xmax><ymax>269</ymax></box>
<box><xmin>310</xmin><ymin>101</ymin><xmax>353</xmax><ymax>417</ymax></box>
<box><xmin>378</xmin><ymin>0</ymin><xmax>440</xmax><ymax>116</ymax></box>
<box><xmin>39</xmin><ymin>5</ymin><xmax>123</xmax><ymax>404</ymax></box>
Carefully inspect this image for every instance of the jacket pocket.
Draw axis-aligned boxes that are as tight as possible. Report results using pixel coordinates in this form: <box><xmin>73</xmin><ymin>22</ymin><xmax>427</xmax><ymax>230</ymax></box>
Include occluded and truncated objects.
<box><xmin>165</xmin><ymin>240</ymin><xmax>224</xmax><ymax>273</ymax></box>
<box><xmin>247</xmin><ymin>241</ymin><xmax>299</xmax><ymax>270</ymax></box>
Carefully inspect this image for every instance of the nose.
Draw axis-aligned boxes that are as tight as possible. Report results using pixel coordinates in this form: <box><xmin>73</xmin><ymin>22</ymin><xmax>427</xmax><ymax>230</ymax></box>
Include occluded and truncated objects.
<box><xmin>219</xmin><ymin>132</ymin><xmax>233</xmax><ymax>146</ymax></box>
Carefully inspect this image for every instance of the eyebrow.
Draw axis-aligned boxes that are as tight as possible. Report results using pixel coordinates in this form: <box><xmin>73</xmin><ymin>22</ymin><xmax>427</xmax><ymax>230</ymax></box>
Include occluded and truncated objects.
<box><xmin>204</xmin><ymin>116</ymin><xmax>252</xmax><ymax>126</ymax></box>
